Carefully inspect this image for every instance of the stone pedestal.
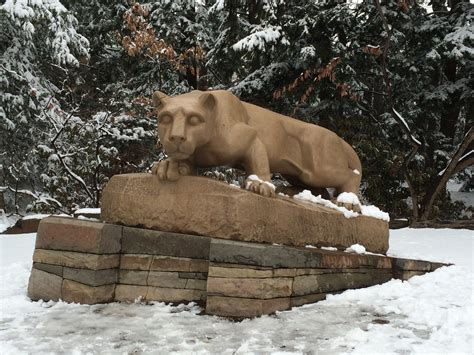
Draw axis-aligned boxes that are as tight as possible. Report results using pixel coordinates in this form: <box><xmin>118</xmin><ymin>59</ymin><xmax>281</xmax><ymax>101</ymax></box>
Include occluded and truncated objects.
<box><xmin>27</xmin><ymin>217</ymin><xmax>446</xmax><ymax>318</ymax></box>
<box><xmin>101</xmin><ymin>174</ymin><xmax>389</xmax><ymax>254</ymax></box>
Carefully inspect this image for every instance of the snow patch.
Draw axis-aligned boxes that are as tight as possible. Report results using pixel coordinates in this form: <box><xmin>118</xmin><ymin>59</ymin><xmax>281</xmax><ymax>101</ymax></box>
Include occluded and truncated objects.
<box><xmin>321</xmin><ymin>246</ymin><xmax>338</xmax><ymax>251</ymax></box>
<box><xmin>74</xmin><ymin>208</ymin><xmax>100</xmax><ymax>215</ymax></box>
<box><xmin>336</xmin><ymin>192</ymin><xmax>360</xmax><ymax>205</ymax></box>
<box><xmin>294</xmin><ymin>190</ymin><xmax>358</xmax><ymax>219</ymax></box>
<box><xmin>345</xmin><ymin>243</ymin><xmax>366</xmax><ymax>254</ymax></box>
<box><xmin>294</xmin><ymin>190</ymin><xmax>389</xmax><ymax>221</ymax></box>
<box><xmin>22</xmin><ymin>214</ymin><xmax>50</xmax><ymax>220</ymax></box>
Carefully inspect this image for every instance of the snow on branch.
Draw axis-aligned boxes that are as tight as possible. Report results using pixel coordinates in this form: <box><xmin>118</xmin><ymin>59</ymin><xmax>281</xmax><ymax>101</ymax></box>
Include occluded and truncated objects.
<box><xmin>437</xmin><ymin>127</ymin><xmax>473</xmax><ymax>177</ymax></box>
<box><xmin>392</xmin><ymin>108</ymin><xmax>422</xmax><ymax>146</ymax></box>
<box><xmin>233</xmin><ymin>26</ymin><xmax>289</xmax><ymax>52</ymax></box>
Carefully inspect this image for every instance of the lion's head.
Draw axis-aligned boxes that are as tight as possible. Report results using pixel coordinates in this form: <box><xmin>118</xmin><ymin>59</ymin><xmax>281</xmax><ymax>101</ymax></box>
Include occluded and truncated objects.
<box><xmin>153</xmin><ymin>90</ymin><xmax>216</xmax><ymax>161</ymax></box>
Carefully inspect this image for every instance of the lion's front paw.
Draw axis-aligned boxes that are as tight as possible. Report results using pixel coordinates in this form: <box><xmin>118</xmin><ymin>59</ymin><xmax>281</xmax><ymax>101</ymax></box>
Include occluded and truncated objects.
<box><xmin>245</xmin><ymin>176</ymin><xmax>276</xmax><ymax>197</ymax></box>
<box><xmin>336</xmin><ymin>201</ymin><xmax>361</xmax><ymax>213</ymax></box>
<box><xmin>335</xmin><ymin>192</ymin><xmax>361</xmax><ymax>213</ymax></box>
<box><xmin>152</xmin><ymin>159</ymin><xmax>192</xmax><ymax>181</ymax></box>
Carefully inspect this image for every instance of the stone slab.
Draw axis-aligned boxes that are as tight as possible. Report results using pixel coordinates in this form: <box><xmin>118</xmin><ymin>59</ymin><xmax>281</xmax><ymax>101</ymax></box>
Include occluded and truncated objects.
<box><xmin>206</xmin><ymin>296</ymin><xmax>291</xmax><ymax>318</ymax></box>
<box><xmin>207</xmin><ymin>277</ymin><xmax>293</xmax><ymax>299</ymax></box>
<box><xmin>115</xmin><ymin>285</ymin><xmax>148</xmax><ymax>302</ymax></box>
<box><xmin>119</xmin><ymin>270</ymin><xmax>148</xmax><ymax>285</ymax></box>
<box><xmin>122</xmin><ymin>226</ymin><xmax>210</xmax><ymax>259</ymax></box>
<box><xmin>147</xmin><ymin>271</ymin><xmax>188</xmax><ymax>288</ymax></box>
<box><xmin>146</xmin><ymin>286</ymin><xmax>206</xmax><ymax>303</ymax></box>
<box><xmin>101</xmin><ymin>174</ymin><xmax>389</xmax><ymax>254</ymax></box>
<box><xmin>62</xmin><ymin>279</ymin><xmax>115</xmax><ymax>304</ymax></box>
<box><xmin>27</xmin><ymin>268</ymin><xmax>63</xmax><ymax>301</ymax></box>
<box><xmin>291</xmin><ymin>293</ymin><xmax>328</xmax><ymax>307</ymax></box>
<box><xmin>120</xmin><ymin>254</ymin><xmax>154</xmax><ymax>270</ymax></box>
<box><xmin>208</xmin><ymin>265</ymin><xmax>296</xmax><ymax>278</ymax></box>
<box><xmin>393</xmin><ymin>258</ymin><xmax>432</xmax><ymax>271</ymax></box>
<box><xmin>36</xmin><ymin>217</ymin><xmax>121</xmax><ymax>254</ymax></box>
<box><xmin>292</xmin><ymin>271</ymin><xmax>392</xmax><ymax>296</ymax></box>
<box><xmin>33</xmin><ymin>262</ymin><xmax>64</xmax><ymax>277</ymax></box>
<box><xmin>33</xmin><ymin>249</ymin><xmax>120</xmax><ymax>270</ymax></box>
<box><xmin>151</xmin><ymin>256</ymin><xmax>209</xmax><ymax>272</ymax></box>
<box><xmin>178</xmin><ymin>272</ymin><xmax>208</xmax><ymax>280</ymax></box>
<box><xmin>63</xmin><ymin>267</ymin><xmax>117</xmax><ymax>286</ymax></box>
<box><xmin>399</xmin><ymin>270</ymin><xmax>428</xmax><ymax>281</ymax></box>
<box><xmin>209</xmin><ymin>239</ymin><xmax>322</xmax><ymax>268</ymax></box>
<box><xmin>185</xmin><ymin>279</ymin><xmax>207</xmax><ymax>290</ymax></box>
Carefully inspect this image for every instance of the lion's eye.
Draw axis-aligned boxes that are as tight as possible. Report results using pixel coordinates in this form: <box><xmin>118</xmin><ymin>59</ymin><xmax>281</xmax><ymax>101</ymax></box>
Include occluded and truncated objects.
<box><xmin>159</xmin><ymin>115</ymin><xmax>172</xmax><ymax>124</ymax></box>
<box><xmin>188</xmin><ymin>116</ymin><xmax>202</xmax><ymax>126</ymax></box>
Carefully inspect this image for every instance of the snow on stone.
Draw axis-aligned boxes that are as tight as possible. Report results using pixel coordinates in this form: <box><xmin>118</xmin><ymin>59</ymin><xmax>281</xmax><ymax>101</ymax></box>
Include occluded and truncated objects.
<box><xmin>321</xmin><ymin>246</ymin><xmax>338</xmax><ymax>251</ymax></box>
<box><xmin>74</xmin><ymin>208</ymin><xmax>100</xmax><ymax>215</ymax></box>
<box><xmin>360</xmin><ymin>205</ymin><xmax>390</xmax><ymax>222</ymax></box>
<box><xmin>345</xmin><ymin>243</ymin><xmax>366</xmax><ymax>254</ymax></box>
<box><xmin>22</xmin><ymin>213</ymin><xmax>50</xmax><ymax>220</ymax></box>
<box><xmin>294</xmin><ymin>189</ymin><xmax>358</xmax><ymax>218</ymax></box>
<box><xmin>336</xmin><ymin>192</ymin><xmax>360</xmax><ymax>205</ymax></box>
<box><xmin>0</xmin><ymin>228</ymin><xmax>472</xmax><ymax>353</ymax></box>
<box><xmin>294</xmin><ymin>190</ymin><xmax>389</xmax><ymax>221</ymax></box>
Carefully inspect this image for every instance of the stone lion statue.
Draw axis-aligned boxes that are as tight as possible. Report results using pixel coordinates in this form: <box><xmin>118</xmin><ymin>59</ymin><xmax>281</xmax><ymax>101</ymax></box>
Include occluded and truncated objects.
<box><xmin>151</xmin><ymin>90</ymin><xmax>362</xmax><ymax>211</ymax></box>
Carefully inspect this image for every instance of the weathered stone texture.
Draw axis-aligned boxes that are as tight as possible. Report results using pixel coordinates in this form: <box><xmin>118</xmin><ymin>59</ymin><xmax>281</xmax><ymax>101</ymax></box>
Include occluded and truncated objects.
<box><xmin>122</xmin><ymin>226</ymin><xmax>210</xmax><ymax>259</ymax></box>
<box><xmin>146</xmin><ymin>287</ymin><xmax>206</xmax><ymax>303</ymax></box>
<box><xmin>63</xmin><ymin>267</ymin><xmax>117</xmax><ymax>286</ymax></box>
<box><xmin>27</xmin><ymin>217</ymin><xmax>447</xmax><ymax>318</ymax></box>
<box><xmin>207</xmin><ymin>277</ymin><xmax>292</xmax><ymax>299</ymax></box>
<box><xmin>62</xmin><ymin>279</ymin><xmax>115</xmax><ymax>304</ymax></box>
<box><xmin>101</xmin><ymin>174</ymin><xmax>389</xmax><ymax>254</ymax></box>
<box><xmin>209</xmin><ymin>239</ymin><xmax>322</xmax><ymax>268</ymax></box>
<box><xmin>115</xmin><ymin>285</ymin><xmax>148</xmax><ymax>302</ymax></box>
<box><xmin>119</xmin><ymin>270</ymin><xmax>148</xmax><ymax>285</ymax></box>
<box><xmin>27</xmin><ymin>269</ymin><xmax>63</xmax><ymax>301</ymax></box>
<box><xmin>36</xmin><ymin>217</ymin><xmax>121</xmax><ymax>254</ymax></box>
<box><xmin>33</xmin><ymin>262</ymin><xmax>64</xmax><ymax>277</ymax></box>
<box><xmin>33</xmin><ymin>249</ymin><xmax>120</xmax><ymax>270</ymax></box>
<box><xmin>151</xmin><ymin>256</ymin><xmax>209</xmax><ymax>272</ymax></box>
<box><xmin>206</xmin><ymin>296</ymin><xmax>290</xmax><ymax>318</ymax></box>
<box><xmin>120</xmin><ymin>254</ymin><xmax>154</xmax><ymax>270</ymax></box>
<box><xmin>292</xmin><ymin>271</ymin><xmax>392</xmax><ymax>296</ymax></box>
<box><xmin>291</xmin><ymin>293</ymin><xmax>328</xmax><ymax>307</ymax></box>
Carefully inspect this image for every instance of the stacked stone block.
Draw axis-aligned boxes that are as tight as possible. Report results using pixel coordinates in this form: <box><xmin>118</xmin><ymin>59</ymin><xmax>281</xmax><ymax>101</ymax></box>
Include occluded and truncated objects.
<box><xmin>115</xmin><ymin>226</ymin><xmax>209</xmax><ymax>303</ymax></box>
<box><xmin>28</xmin><ymin>217</ymin><xmax>447</xmax><ymax>318</ymax></box>
<box><xmin>205</xmin><ymin>239</ymin><xmax>395</xmax><ymax>317</ymax></box>
<box><xmin>28</xmin><ymin>217</ymin><xmax>120</xmax><ymax>304</ymax></box>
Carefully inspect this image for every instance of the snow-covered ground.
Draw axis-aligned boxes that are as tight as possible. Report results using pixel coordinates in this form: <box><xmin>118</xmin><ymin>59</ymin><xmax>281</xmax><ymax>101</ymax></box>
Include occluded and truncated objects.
<box><xmin>0</xmin><ymin>228</ymin><xmax>473</xmax><ymax>354</ymax></box>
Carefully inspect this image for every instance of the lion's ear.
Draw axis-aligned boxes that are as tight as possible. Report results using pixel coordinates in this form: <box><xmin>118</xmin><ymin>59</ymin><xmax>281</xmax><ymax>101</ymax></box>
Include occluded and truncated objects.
<box><xmin>199</xmin><ymin>92</ymin><xmax>216</xmax><ymax>111</ymax></box>
<box><xmin>152</xmin><ymin>91</ymin><xmax>169</xmax><ymax>109</ymax></box>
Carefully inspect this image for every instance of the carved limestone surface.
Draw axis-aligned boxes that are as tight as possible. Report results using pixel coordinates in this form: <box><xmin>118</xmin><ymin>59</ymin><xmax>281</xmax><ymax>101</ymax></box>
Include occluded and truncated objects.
<box><xmin>101</xmin><ymin>174</ymin><xmax>389</xmax><ymax>254</ymax></box>
<box><xmin>152</xmin><ymin>90</ymin><xmax>363</xmax><ymax>211</ymax></box>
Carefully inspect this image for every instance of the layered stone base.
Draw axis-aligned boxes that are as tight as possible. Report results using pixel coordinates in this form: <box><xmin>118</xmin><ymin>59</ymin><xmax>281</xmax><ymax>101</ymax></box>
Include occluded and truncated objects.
<box><xmin>28</xmin><ymin>217</ymin><xmax>446</xmax><ymax>318</ymax></box>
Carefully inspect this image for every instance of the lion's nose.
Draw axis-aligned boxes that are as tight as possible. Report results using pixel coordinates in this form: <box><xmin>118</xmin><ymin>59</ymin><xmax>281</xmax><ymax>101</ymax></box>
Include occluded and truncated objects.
<box><xmin>170</xmin><ymin>135</ymin><xmax>186</xmax><ymax>144</ymax></box>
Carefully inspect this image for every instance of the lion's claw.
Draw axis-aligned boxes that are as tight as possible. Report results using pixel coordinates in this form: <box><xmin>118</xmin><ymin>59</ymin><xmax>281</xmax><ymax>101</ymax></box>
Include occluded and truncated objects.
<box><xmin>336</xmin><ymin>201</ymin><xmax>361</xmax><ymax>213</ymax></box>
<box><xmin>245</xmin><ymin>179</ymin><xmax>276</xmax><ymax>197</ymax></box>
<box><xmin>151</xmin><ymin>159</ymin><xmax>193</xmax><ymax>181</ymax></box>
